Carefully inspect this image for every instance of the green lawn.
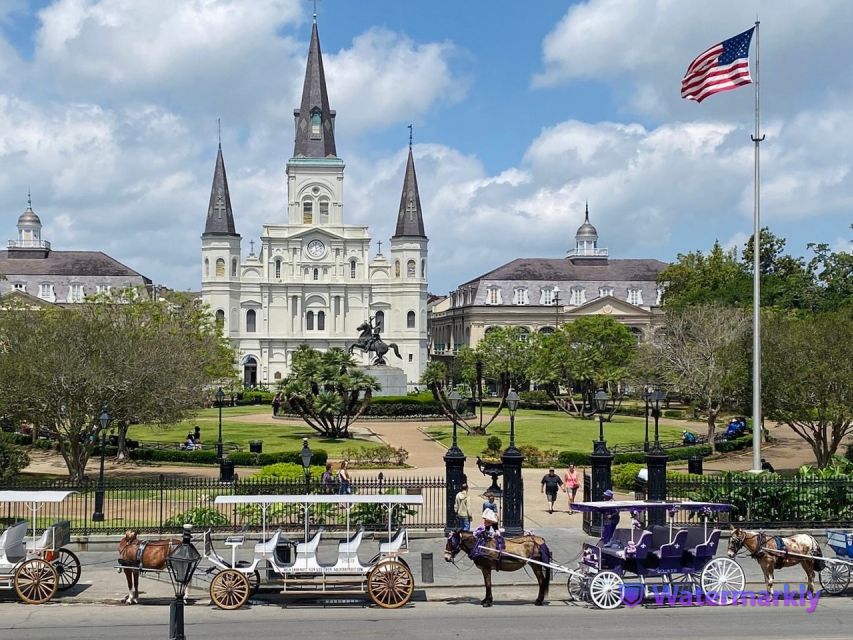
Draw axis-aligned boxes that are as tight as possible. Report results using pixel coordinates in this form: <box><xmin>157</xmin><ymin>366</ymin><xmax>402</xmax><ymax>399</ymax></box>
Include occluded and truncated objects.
<box><xmin>425</xmin><ymin>409</ymin><xmax>684</xmax><ymax>454</ymax></box>
<box><xmin>127</xmin><ymin>407</ymin><xmax>382</xmax><ymax>457</ymax></box>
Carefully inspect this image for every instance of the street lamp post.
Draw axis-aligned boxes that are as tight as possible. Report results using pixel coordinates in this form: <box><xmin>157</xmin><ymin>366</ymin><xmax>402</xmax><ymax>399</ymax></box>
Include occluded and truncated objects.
<box><xmin>646</xmin><ymin>389</ymin><xmax>668</xmax><ymax>526</ymax></box>
<box><xmin>643</xmin><ymin>387</ymin><xmax>651</xmax><ymax>453</ymax></box>
<box><xmin>215</xmin><ymin>387</ymin><xmax>225</xmax><ymax>482</ymax></box>
<box><xmin>299</xmin><ymin>438</ymin><xmax>312</xmax><ymax>542</ymax></box>
<box><xmin>165</xmin><ymin>524</ymin><xmax>202</xmax><ymax>640</ymax></box>
<box><xmin>92</xmin><ymin>410</ymin><xmax>110</xmax><ymax>522</ymax></box>
<box><xmin>590</xmin><ymin>389</ymin><xmax>614</xmax><ymax>535</ymax></box>
<box><xmin>444</xmin><ymin>390</ymin><xmax>466</xmax><ymax>533</ymax></box>
<box><xmin>501</xmin><ymin>390</ymin><xmax>524</xmax><ymax>536</ymax></box>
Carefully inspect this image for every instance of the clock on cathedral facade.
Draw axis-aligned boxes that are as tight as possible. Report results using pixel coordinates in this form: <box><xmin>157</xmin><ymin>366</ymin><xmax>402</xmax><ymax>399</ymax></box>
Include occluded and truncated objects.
<box><xmin>201</xmin><ymin>19</ymin><xmax>429</xmax><ymax>389</ymax></box>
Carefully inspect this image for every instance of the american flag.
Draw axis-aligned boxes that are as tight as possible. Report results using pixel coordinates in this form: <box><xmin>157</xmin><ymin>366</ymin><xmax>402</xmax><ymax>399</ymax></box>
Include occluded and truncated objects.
<box><xmin>682</xmin><ymin>28</ymin><xmax>755</xmax><ymax>103</ymax></box>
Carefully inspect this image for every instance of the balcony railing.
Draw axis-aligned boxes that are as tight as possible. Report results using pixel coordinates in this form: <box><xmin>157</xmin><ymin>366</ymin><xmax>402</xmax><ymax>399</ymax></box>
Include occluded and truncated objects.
<box><xmin>8</xmin><ymin>239</ymin><xmax>51</xmax><ymax>250</ymax></box>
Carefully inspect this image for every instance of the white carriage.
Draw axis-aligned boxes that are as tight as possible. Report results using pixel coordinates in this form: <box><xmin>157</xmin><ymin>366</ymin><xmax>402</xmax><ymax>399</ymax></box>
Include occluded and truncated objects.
<box><xmin>204</xmin><ymin>494</ymin><xmax>423</xmax><ymax>610</ymax></box>
<box><xmin>0</xmin><ymin>490</ymin><xmax>80</xmax><ymax>604</ymax></box>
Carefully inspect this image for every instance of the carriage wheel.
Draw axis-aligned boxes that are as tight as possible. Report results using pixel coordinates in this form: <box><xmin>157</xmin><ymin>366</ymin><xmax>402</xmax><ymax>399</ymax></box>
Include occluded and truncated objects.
<box><xmin>588</xmin><ymin>571</ymin><xmax>623</xmax><ymax>610</ymax></box>
<box><xmin>567</xmin><ymin>572</ymin><xmax>587</xmax><ymax>602</ymax></box>
<box><xmin>701</xmin><ymin>558</ymin><xmax>745</xmax><ymax>605</ymax></box>
<box><xmin>14</xmin><ymin>559</ymin><xmax>59</xmax><ymax>604</ymax></box>
<box><xmin>209</xmin><ymin>569</ymin><xmax>250</xmax><ymax>610</ymax></box>
<box><xmin>819</xmin><ymin>562</ymin><xmax>851</xmax><ymax>595</ymax></box>
<box><xmin>235</xmin><ymin>561</ymin><xmax>261</xmax><ymax>595</ymax></box>
<box><xmin>367</xmin><ymin>560</ymin><xmax>415</xmax><ymax>609</ymax></box>
<box><xmin>53</xmin><ymin>549</ymin><xmax>81</xmax><ymax>591</ymax></box>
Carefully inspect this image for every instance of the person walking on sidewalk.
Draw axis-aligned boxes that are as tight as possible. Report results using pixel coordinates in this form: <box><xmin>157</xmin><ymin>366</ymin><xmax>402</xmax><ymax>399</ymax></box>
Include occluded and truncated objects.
<box><xmin>454</xmin><ymin>483</ymin><xmax>472</xmax><ymax>530</ymax></box>
<box><xmin>564</xmin><ymin>464</ymin><xmax>580</xmax><ymax>514</ymax></box>
<box><xmin>541</xmin><ymin>467</ymin><xmax>563</xmax><ymax>514</ymax></box>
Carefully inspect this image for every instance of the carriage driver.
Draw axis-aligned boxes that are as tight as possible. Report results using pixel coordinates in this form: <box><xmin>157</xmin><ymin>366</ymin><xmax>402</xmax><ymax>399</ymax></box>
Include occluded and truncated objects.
<box><xmin>601</xmin><ymin>490</ymin><xmax>621</xmax><ymax>548</ymax></box>
<box><xmin>481</xmin><ymin>508</ymin><xmax>500</xmax><ymax>536</ymax></box>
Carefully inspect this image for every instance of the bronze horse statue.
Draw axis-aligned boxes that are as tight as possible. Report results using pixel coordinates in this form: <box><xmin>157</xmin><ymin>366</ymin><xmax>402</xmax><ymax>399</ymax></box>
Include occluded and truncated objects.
<box><xmin>444</xmin><ymin>530</ymin><xmax>551</xmax><ymax>607</ymax></box>
<box><xmin>727</xmin><ymin>528</ymin><xmax>825</xmax><ymax>594</ymax></box>
<box><xmin>118</xmin><ymin>531</ymin><xmax>181</xmax><ymax>604</ymax></box>
<box><xmin>348</xmin><ymin>320</ymin><xmax>401</xmax><ymax>365</ymax></box>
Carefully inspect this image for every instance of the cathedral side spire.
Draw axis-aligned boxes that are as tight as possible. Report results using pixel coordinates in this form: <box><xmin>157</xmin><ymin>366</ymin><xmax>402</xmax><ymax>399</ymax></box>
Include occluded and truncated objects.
<box><xmin>293</xmin><ymin>21</ymin><xmax>337</xmax><ymax>158</ymax></box>
<box><xmin>203</xmin><ymin>144</ymin><xmax>238</xmax><ymax>235</ymax></box>
<box><xmin>392</xmin><ymin>144</ymin><xmax>426</xmax><ymax>239</ymax></box>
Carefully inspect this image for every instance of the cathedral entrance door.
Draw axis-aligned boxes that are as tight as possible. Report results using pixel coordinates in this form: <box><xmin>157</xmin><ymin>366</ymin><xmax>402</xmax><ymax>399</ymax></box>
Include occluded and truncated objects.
<box><xmin>243</xmin><ymin>356</ymin><xmax>258</xmax><ymax>387</ymax></box>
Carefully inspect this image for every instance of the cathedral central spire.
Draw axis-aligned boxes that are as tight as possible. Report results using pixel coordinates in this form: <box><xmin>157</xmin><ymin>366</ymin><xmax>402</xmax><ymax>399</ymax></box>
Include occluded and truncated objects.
<box><xmin>293</xmin><ymin>21</ymin><xmax>337</xmax><ymax>158</ymax></box>
<box><xmin>392</xmin><ymin>144</ymin><xmax>426</xmax><ymax>239</ymax></box>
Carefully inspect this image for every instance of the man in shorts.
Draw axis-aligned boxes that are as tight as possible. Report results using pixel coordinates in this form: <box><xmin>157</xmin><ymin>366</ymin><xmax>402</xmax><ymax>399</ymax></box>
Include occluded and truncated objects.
<box><xmin>540</xmin><ymin>467</ymin><xmax>563</xmax><ymax>514</ymax></box>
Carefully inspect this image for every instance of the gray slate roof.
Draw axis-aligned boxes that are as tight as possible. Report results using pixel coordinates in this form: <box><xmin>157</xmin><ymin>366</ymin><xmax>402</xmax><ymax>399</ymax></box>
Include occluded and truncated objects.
<box><xmin>293</xmin><ymin>22</ymin><xmax>337</xmax><ymax>159</ymax></box>
<box><xmin>203</xmin><ymin>144</ymin><xmax>238</xmax><ymax>236</ymax></box>
<box><xmin>0</xmin><ymin>251</ymin><xmax>150</xmax><ymax>280</ymax></box>
<box><xmin>464</xmin><ymin>258</ymin><xmax>668</xmax><ymax>285</ymax></box>
<box><xmin>392</xmin><ymin>146</ymin><xmax>426</xmax><ymax>239</ymax></box>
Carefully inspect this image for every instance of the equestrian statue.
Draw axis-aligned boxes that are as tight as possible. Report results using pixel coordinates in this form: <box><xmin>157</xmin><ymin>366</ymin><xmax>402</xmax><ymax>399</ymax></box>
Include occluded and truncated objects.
<box><xmin>347</xmin><ymin>316</ymin><xmax>402</xmax><ymax>365</ymax></box>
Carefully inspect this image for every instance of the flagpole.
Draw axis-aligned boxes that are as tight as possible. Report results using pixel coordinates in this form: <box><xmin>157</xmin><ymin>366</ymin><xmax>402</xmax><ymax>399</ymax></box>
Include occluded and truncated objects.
<box><xmin>750</xmin><ymin>20</ymin><xmax>764</xmax><ymax>471</ymax></box>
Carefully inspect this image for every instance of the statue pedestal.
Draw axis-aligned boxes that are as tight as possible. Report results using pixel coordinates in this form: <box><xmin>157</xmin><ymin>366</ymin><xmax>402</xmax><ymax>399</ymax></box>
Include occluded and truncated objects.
<box><xmin>360</xmin><ymin>365</ymin><xmax>408</xmax><ymax>397</ymax></box>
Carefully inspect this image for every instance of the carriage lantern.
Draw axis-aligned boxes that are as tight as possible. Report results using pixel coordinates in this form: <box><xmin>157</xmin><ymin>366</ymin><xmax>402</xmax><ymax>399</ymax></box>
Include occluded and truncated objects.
<box><xmin>593</xmin><ymin>389</ymin><xmax>611</xmax><ymax>448</ymax></box>
<box><xmin>299</xmin><ymin>438</ymin><xmax>313</xmax><ymax>475</ymax></box>
<box><xmin>166</xmin><ymin>524</ymin><xmax>201</xmax><ymax>640</ymax></box>
<box><xmin>92</xmin><ymin>410</ymin><xmax>110</xmax><ymax>522</ymax></box>
<box><xmin>447</xmin><ymin>390</ymin><xmax>462</xmax><ymax>451</ymax></box>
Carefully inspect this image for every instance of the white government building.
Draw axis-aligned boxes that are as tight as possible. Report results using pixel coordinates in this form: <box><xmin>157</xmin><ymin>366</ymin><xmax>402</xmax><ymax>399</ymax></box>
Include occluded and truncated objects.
<box><xmin>201</xmin><ymin>19</ymin><xmax>429</xmax><ymax>389</ymax></box>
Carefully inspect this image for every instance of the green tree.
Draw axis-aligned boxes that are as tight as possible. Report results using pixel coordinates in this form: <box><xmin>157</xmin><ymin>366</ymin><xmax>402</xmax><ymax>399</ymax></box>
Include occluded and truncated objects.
<box><xmin>808</xmin><ymin>231</ymin><xmax>853</xmax><ymax>311</ymax></box>
<box><xmin>530</xmin><ymin>316</ymin><xmax>636</xmax><ymax>416</ymax></box>
<box><xmin>0</xmin><ymin>293</ymin><xmax>234</xmax><ymax>481</ymax></box>
<box><xmin>0</xmin><ymin>435</ymin><xmax>30</xmax><ymax>482</ymax></box>
<box><xmin>762</xmin><ymin>309</ymin><xmax>853</xmax><ymax>467</ymax></box>
<box><xmin>658</xmin><ymin>241</ymin><xmax>750</xmax><ymax>308</ymax></box>
<box><xmin>654</xmin><ymin>305</ymin><xmax>749</xmax><ymax>452</ymax></box>
<box><xmin>281</xmin><ymin>346</ymin><xmax>379</xmax><ymax>439</ymax></box>
<box><xmin>475</xmin><ymin>326</ymin><xmax>533</xmax><ymax>392</ymax></box>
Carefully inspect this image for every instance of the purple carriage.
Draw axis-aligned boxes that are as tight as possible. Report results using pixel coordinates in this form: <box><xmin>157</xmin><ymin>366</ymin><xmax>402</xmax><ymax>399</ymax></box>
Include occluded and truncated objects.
<box><xmin>569</xmin><ymin>500</ymin><xmax>744</xmax><ymax>609</ymax></box>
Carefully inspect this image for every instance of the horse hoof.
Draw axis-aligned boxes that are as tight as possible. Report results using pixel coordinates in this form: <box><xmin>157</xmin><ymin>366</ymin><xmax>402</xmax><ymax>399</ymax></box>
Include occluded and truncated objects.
<box><xmin>535</xmin><ymin>599</ymin><xmax>544</xmax><ymax>606</ymax></box>
<box><xmin>481</xmin><ymin>601</ymin><xmax>492</xmax><ymax>608</ymax></box>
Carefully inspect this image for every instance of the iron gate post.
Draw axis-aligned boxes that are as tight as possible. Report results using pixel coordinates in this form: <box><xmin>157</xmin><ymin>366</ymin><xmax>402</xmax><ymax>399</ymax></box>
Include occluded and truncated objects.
<box><xmin>590</xmin><ymin>437</ymin><xmax>614</xmax><ymax>536</ymax></box>
<box><xmin>444</xmin><ymin>417</ymin><xmax>466</xmax><ymax>533</ymax></box>
<box><xmin>501</xmin><ymin>445</ymin><xmax>524</xmax><ymax>536</ymax></box>
<box><xmin>646</xmin><ymin>448</ymin><xmax>668</xmax><ymax>526</ymax></box>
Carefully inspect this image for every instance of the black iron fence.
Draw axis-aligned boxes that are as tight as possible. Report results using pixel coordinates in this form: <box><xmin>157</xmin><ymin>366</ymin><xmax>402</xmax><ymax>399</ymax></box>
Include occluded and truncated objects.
<box><xmin>0</xmin><ymin>475</ymin><xmax>447</xmax><ymax>535</ymax></box>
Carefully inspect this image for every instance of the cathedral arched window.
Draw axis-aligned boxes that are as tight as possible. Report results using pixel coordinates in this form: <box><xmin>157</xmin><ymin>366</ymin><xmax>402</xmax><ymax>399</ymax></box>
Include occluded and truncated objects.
<box><xmin>215</xmin><ymin>309</ymin><xmax>225</xmax><ymax>326</ymax></box>
<box><xmin>246</xmin><ymin>309</ymin><xmax>256</xmax><ymax>333</ymax></box>
<box><xmin>407</xmin><ymin>310</ymin><xmax>416</xmax><ymax>329</ymax></box>
<box><xmin>313</xmin><ymin>268</ymin><xmax>319</xmax><ymax>281</ymax></box>
<box><xmin>395</xmin><ymin>260</ymin><xmax>400</xmax><ymax>278</ymax></box>
<box><xmin>375</xmin><ymin>310</ymin><xmax>385</xmax><ymax>333</ymax></box>
<box><xmin>407</xmin><ymin>260</ymin><xmax>416</xmax><ymax>278</ymax></box>
<box><xmin>306</xmin><ymin>311</ymin><xmax>314</xmax><ymax>330</ymax></box>
<box><xmin>204</xmin><ymin>258</ymin><xmax>209</xmax><ymax>278</ymax></box>
<box><xmin>350</xmin><ymin>260</ymin><xmax>357</xmax><ymax>279</ymax></box>
<box><xmin>317</xmin><ymin>311</ymin><xmax>325</xmax><ymax>330</ymax></box>
<box><xmin>303</xmin><ymin>199</ymin><xmax>313</xmax><ymax>224</ymax></box>
<box><xmin>319</xmin><ymin>198</ymin><xmax>329</xmax><ymax>223</ymax></box>
<box><xmin>421</xmin><ymin>260</ymin><xmax>426</xmax><ymax>278</ymax></box>
<box><xmin>231</xmin><ymin>258</ymin><xmax>237</xmax><ymax>277</ymax></box>
<box><xmin>274</xmin><ymin>259</ymin><xmax>281</xmax><ymax>279</ymax></box>
<box><xmin>215</xmin><ymin>258</ymin><xmax>225</xmax><ymax>278</ymax></box>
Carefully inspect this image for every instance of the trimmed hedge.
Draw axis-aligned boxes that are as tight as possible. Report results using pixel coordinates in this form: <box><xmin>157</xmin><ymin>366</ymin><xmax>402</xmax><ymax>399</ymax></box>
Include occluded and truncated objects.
<box><xmin>227</xmin><ymin>450</ymin><xmax>328</xmax><ymax>467</ymax></box>
<box><xmin>556</xmin><ymin>434</ymin><xmax>753</xmax><ymax>467</ymax></box>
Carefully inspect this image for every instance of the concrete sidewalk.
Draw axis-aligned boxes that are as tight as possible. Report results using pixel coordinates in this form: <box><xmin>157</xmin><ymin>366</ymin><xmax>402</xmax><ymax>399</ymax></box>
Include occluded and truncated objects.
<box><xmin>6</xmin><ymin>528</ymin><xmax>821</xmax><ymax>607</ymax></box>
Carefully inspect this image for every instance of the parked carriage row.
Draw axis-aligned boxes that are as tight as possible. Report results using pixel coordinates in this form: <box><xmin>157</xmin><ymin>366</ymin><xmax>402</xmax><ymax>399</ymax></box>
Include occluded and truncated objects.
<box><xmin>1</xmin><ymin>491</ymin><xmax>851</xmax><ymax>608</ymax></box>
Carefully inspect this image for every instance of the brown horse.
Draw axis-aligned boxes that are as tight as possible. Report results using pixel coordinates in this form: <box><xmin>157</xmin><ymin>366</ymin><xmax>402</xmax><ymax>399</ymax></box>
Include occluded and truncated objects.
<box><xmin>117</xmin><ymin>531</ymin><xmax>181</xmax><ymax>604</ymax></box>
<box><xmin>444</xmin><ymin>530</ymin><xmax>551</xmax><ymax>607</ymax></box>
<box><xmin>727</xmin><ymin>528</ymin><xmax>825</xmax><ymax>594</ymax></box>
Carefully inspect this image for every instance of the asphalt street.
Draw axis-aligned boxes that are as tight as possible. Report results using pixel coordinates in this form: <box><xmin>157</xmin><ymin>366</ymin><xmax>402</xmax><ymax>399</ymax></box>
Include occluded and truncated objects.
<box><xmin>1</xmin><ymin>598</ymin><xmax>851</xmax><ymax>640</ymax></box>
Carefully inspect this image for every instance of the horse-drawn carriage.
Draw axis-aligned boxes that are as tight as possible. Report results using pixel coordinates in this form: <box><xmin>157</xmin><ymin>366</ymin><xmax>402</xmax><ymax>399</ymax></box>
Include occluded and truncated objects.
<box><xmin>818</xmin><ymin>530</ymin><xmax>853</xmax><ymax>594</ymax></box>
<box><xmin>205</xmin><ymin>494</ymin><xmax>423</xmax><ymax>610</ymax></box>
<box><xmin>0</xmin><ymin>490</ymin><xmax>81</xmax><ymax>604</ymax></box>
<box><xmin>568</xmin><ymin>500</ymin><xmax>744</xmax><ymax>609</ymax></box>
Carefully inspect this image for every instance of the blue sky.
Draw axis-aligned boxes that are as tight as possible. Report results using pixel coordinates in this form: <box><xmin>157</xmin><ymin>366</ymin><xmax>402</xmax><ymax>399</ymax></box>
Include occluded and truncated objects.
<box><xmin>0</xmin><ymin>0</ymin><xmax>850</xmax><ymax>294</ymax></box>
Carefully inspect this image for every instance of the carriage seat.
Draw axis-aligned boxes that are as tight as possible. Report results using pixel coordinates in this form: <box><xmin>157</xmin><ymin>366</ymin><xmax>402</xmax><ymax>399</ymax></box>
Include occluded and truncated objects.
<box><xmin>338</xmin><ymin>528</ymin><xmax>365</xmax><ymax>555</ymax></box>
<box><xmin>601</xmin><ymin>530</ymin><xmax>653</xmax><ymax>570</ymax></box>
<box><xmin>650</xmin><ymin>525</ymin><xmax>673</xmax><ymax>549</ymax></box>
<box><xmin>254</xmin><ymin>529</ymin><xmax>286</xmax><ymax>555</ymax></box>
<box><xmin>684</xmin><ymin>529</ymin><xmax>721</xmax><ymax>564</ymax></box>
<box><xmin>0</xmin><ymin>521</ymin><xmax>28</xmax><ymax>565</ymax></box>
<box><xmin>379</xmin><ymin>528</ymin><xmax>408</xmax><ymax>555</ymax></box>
<box><xmin>33</xmin><ymin>521</ymin><xmax>71</xmax><ymax>551</ymax></box>
<box><xmin>650</xmin><ymin>528</ymin><xmax>688</xmax><ymax>569</ymax></box>
<box><xmin>295</xmin><ymin>528</ymin><xmax>324</xmax><ymax>557</ymax></box>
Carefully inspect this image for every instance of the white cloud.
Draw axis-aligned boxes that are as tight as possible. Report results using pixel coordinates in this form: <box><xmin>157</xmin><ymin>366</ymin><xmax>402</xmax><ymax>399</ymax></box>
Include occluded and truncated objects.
<box><xmin>535</xmin><ymin>0</ymin><xmax>853</xmax><ymax>119</ymax></box>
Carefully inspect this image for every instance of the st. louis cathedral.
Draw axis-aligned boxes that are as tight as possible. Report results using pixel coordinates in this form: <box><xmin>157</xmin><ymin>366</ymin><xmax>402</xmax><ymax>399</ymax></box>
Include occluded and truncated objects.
<box><xmin>201</xmin><ymin>19</ymin><xmax>428</xmax><ymax>388</ymax></box>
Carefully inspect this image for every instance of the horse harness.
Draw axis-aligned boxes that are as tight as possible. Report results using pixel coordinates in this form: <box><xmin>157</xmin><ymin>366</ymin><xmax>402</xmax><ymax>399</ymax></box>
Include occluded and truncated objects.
<box><xmin>735</xmin><ymin>531</ymin><xmax>788</xmax><ymax>568</ymax></box>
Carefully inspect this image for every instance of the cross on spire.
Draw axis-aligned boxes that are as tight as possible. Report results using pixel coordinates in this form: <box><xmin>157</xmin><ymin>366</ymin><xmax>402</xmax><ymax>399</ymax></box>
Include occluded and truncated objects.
<box><xmin>249</xmin><ymin>240</ymin><xmax>255</xmax><ymax>254</ymax></box>
<box><xmin>377</xmin><ymin>240</ymin><xmax>382</xmax><ymax>254</ymax></box>
<box><xmin>312</xmin><ymin>0</ymin><xmax>318</xmax><ymax>22</ymax></box>
<box><xmin>408</xmin><ymin>123</ymin><xmax>413</xmax><ymax>147</ymax></box>
<box><xmin>27</xmin><ymin>186</ymin><xmax>31</xmax><ymax>209</ymax></box>
<box><xmin>217</xmin><ymin>118</ymin><xmax>221</xmax><ymax>147</ymax></box>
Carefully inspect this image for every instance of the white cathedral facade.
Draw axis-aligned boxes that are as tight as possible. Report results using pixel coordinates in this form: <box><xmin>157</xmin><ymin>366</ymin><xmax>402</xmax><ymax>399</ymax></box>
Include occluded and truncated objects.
<box><xmin>201</xmin><ymin>20</ymin><xmax>429</xmax><ymax>389</ymax></box>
